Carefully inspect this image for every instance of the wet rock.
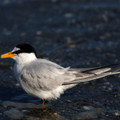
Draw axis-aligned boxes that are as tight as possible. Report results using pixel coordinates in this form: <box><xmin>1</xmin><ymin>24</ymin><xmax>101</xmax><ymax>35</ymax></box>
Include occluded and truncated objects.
<box><xmin>2</xmin><ymin>101</ymin><xmax>64</xmax><ymax>120</ymax></box>
<box><xmin>2</xmin><ymin>101</ymin><xmax>40</xmax><ymax>109</ymax></box>
<box><xmin>27</xmin><ymin>107</ymin><xmax>65</xmax><ymax>120</ymax></box>
<box><xmin>4</xmin><ymin>108</ymin><xmax>24</xmax><ymax>119</ymax></box>
<box><xmin>73</xmin><ymin>108</ymin><xmax>102</xmax><ymax>120</ymax></box>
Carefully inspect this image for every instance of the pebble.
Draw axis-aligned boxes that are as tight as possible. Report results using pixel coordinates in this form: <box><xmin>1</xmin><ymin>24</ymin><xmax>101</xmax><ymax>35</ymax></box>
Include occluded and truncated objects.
<box><xmin>114</xmin><ymin>110</ymin><xmax>120</xmax><ymax>116</ymax></box>
<box><xmin>36</xmin><ymin>31</ymin><xmax>42</xmax><ymax>35</ymax></box>
<box><xmin>83</xmin><ymin>106</ymin><xmax>94</xmax><ymax>110</ymax></box>
<box><xmin>4</xmin><ymin>108</ymin><xmax>24</xmax><ymax>119</ymax></box>
<box><xmin>74</xmin><ymin>108</ymin><xmax>102</xmax><ymax>120</ymax></box>
<box><xmin>64</xmin><ymin>13</ymin><xmax>73</xmax><ymax>18</ymax></box>
<box><xmin>115</xmin><ymin>112</ymin><xmax>120</xmax><ymax>116</ymax></box>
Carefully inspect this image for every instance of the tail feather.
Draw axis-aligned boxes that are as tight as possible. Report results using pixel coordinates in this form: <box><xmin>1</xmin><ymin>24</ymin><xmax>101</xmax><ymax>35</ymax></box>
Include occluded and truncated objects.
<box><xmin>63</xmin><ymin>63</ymin><xmax>120</xmax><ymax>85</ymax></box>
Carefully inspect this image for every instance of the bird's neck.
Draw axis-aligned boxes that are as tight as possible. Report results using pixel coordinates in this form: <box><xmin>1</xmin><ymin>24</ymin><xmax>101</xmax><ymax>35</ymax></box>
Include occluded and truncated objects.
<box><xmin>13</xmin><ymin>53</ymin><xmax>37</xmax><ymax>64</ymax></box>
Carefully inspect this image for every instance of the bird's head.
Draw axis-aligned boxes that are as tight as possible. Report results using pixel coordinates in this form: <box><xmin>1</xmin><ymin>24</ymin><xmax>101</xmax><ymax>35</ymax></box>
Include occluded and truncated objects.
<box><xmin>1</xmin><ymin>43</ymin><xmax>37</xmax><ymax>64</ymax></box>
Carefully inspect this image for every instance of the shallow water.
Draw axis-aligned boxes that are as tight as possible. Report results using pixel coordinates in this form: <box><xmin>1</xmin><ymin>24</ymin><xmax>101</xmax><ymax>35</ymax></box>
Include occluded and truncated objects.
<box><xmin>0</xmin><ymin>0</ymin><xmax>120</xmax><ymax>119</ymax></box>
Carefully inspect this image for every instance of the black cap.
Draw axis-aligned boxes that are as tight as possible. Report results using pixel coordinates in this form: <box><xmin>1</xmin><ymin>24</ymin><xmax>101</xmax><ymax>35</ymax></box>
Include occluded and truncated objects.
<box><xmin>12</xmin><ymin>43</ymin><xmax>37</xmax><ymax>56</ymax></box>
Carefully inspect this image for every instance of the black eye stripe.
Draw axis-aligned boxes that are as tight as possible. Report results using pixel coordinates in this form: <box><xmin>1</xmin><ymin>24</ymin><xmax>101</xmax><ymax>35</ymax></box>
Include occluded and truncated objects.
<box><xmin>12</xmin><ymin>50</ymin><xmax>22</xmax><ymax>54</ymax></box>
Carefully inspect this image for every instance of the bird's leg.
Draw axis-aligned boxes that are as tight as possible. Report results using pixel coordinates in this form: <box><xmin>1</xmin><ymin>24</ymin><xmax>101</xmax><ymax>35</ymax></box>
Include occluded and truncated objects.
<box><xmin>42</xmin><ymin>100</ymin><xmax>45</xmax><ymax>105</ymax></box>
<box><xmin>41</xmin><ymin>100</ymin><xmax>45</xmax><ymax>108</ymax></box>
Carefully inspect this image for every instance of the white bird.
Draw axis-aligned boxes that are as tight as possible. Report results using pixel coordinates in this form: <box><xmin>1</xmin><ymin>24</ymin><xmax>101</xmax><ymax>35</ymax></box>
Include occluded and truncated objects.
<box><xmin>1</xmin><ymin>43</ymin><xmax>120</xmax><ymax>105</ymax></box>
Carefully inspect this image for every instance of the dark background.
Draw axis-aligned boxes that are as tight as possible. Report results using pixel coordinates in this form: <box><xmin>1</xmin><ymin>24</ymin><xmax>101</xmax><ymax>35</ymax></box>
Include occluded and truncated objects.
<box><xmin>0</xmin><ymin>0</ymin><xmax>120</xmax><ymax>119</ymax></box>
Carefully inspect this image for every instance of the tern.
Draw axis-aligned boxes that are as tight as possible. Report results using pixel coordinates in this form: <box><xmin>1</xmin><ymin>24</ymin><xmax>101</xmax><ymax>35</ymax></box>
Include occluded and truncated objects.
<box><xmin>1</xmin><ymin>43</ymin><xmax>120</xmax><ymax>105</ymax></box>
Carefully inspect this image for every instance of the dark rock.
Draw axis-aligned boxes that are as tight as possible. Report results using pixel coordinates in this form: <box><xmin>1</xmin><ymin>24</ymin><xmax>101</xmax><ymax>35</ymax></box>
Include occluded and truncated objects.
<box><xmin>73</xmin><ymin>108</ymin><xmax>102</xmax><ymax>120</ymax></box>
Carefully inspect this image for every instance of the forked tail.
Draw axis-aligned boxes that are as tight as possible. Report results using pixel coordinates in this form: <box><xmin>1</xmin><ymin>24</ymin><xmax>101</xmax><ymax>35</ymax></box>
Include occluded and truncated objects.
<box><xmin>63</xmin><ymin>63</ymin><xmax>120</xmax><ymax>85</ymax></box>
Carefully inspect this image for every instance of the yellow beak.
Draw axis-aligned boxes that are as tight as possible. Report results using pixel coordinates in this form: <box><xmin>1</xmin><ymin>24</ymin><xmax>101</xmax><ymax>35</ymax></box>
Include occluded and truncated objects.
<box><xmin>1</xmin><ymin>52</ymin><xmax>16</xmax><ymax>59</ymax></box>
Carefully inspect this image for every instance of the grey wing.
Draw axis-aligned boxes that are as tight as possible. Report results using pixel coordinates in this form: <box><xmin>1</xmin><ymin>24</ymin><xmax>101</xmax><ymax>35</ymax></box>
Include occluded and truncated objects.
<box><xmin>20</xmin><ymin>59</ymin><xmax>76</xmax><ymax>91</ymax></box>
<box><xmin>63</xmin><ymin>63</ymin><xmax>120</xmax><ymax>85</ymax></box>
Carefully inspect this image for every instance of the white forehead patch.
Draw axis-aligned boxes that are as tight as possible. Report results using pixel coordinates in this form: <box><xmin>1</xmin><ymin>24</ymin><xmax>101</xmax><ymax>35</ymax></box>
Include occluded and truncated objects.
<box><xmin>11</xmin><ymin>47</ymin><xmax>20</xmax><ymax>53</ymax></box>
